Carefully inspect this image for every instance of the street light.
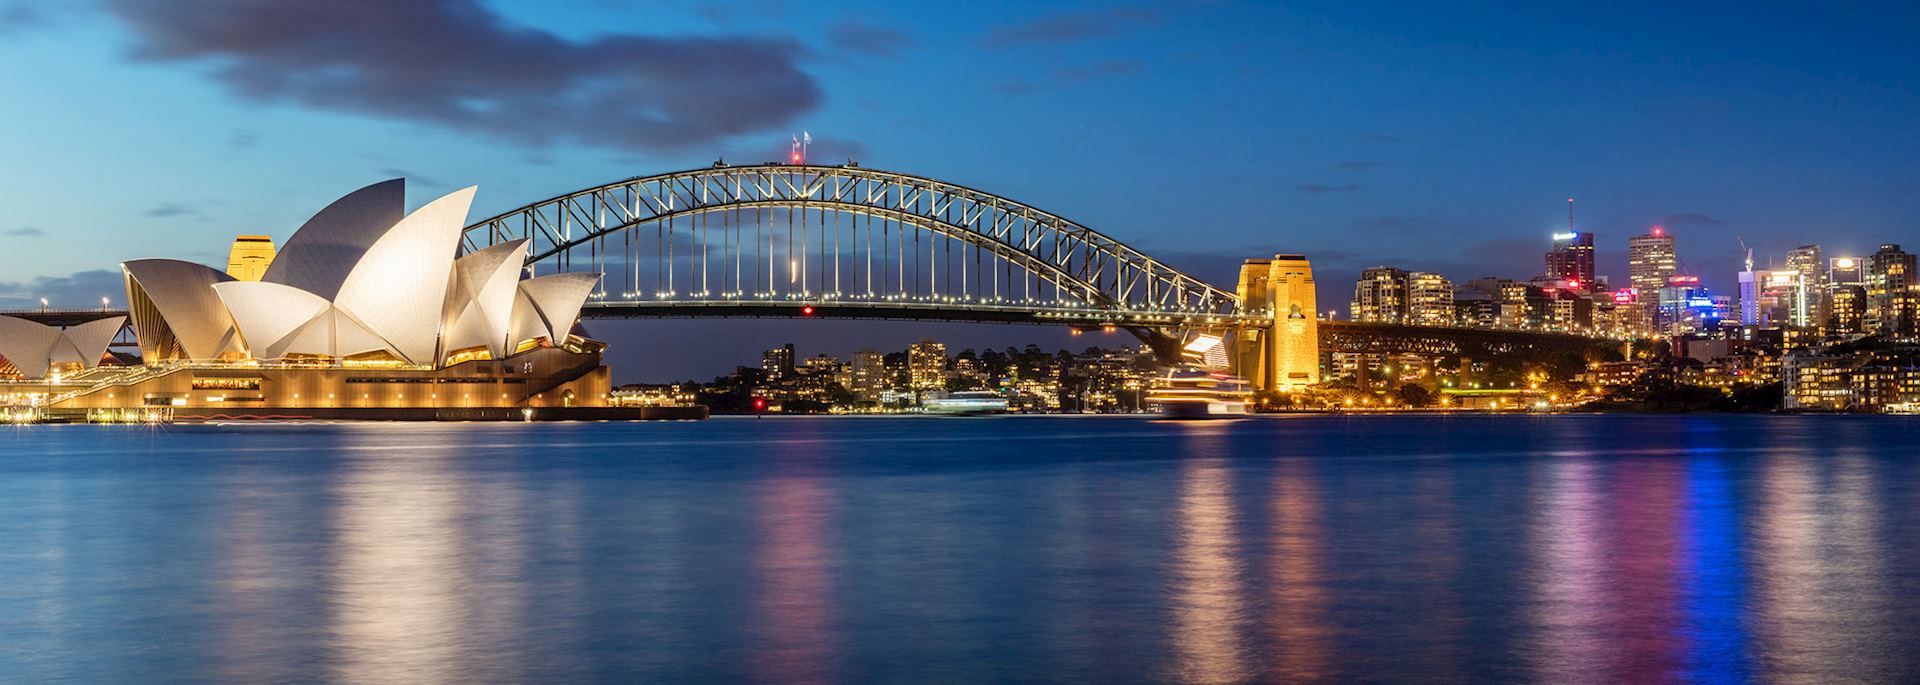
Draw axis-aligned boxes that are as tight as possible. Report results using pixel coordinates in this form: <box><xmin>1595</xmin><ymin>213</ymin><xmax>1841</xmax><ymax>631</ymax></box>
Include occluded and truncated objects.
<box><xmin>40</xmin><ymin>297</ymin><xmax>49</xmax><ymax>312</ymax></box>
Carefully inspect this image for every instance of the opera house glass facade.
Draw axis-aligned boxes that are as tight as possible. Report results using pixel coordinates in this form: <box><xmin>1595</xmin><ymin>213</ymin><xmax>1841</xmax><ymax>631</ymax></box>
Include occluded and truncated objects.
<box><xmin>11</xmin><ymin>179</ymin><xmax>623</xmax><ymax>419</ymax></box>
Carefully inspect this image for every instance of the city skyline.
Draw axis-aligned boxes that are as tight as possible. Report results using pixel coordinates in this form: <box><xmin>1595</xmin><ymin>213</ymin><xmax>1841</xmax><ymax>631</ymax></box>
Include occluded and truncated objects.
<box><xmin>2</xmin><ymin>1</ymin><xmax>1918</xmax><ymax>380</ymax></box>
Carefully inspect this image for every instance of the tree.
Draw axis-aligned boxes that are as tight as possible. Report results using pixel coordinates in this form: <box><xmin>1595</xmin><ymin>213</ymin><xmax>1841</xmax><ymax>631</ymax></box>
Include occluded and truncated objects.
<box><xmin>1395</xmin><ymin>383</ymin><xmax>1435</xmax><ymax>407</ymax></box>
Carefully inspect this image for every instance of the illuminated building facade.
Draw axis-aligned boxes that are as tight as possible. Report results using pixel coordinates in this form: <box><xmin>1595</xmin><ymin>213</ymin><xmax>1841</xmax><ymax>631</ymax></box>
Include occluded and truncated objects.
<box><xmin>1407</xmin><ymin>272</ymin><xmax>1454</xmax><ymax>326</ymax></box>
<box><xmin>763</xmin><ymin>343</ymin><xmax>795</xmax><ymax>380</ymax></box>
<box><xmin>1629</xmin><ymin>227</ymin><xmax>1677</xmax><ymax>328</ymax></box>
<box><xmin>907</xmin><ymin>339</ymin><xmax>947</xmax><ymax>390</ymax></box>
<box><xmin>1350</xmin><ymin>267</ymin><xmax>1408</xmax><ymax>323</ymax></box>
<box><xmin>1657</xmin><ymin>276</ymin><xmax>1722</xmax><ymax>334</ymax></box>
<box><xmin>1785</xmin><ymin>244</ymin><xmax>1824</xmax><ymax>326</ymax></box>
<box><xmin>225</xmin><ymin>235</ymin><xmax>276</xmax><ymax>281</ymax></box>
<box><xmin>1545</xmin><ymin>231</ymin><xmax>1596</xmax><ymax>288</ymax></box>
<box><xmin>1865</xmin><ymin>244</ymin><xmax>1917</xmax><ymax>337</ymax></box>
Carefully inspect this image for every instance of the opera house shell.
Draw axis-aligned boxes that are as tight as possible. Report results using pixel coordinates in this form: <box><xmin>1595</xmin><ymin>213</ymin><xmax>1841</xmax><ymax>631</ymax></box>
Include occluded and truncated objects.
<box><xmin>40</xmin><ymin>180</ymin><xmax>625</xmax><ymax>418</ymax></box>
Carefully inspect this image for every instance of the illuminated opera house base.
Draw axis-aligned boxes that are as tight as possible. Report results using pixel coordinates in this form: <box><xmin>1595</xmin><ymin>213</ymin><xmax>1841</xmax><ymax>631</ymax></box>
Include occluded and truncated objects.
<box><xmin>6</xmin><ymin>178</ymin><xmax>704</xmax><ymax>422</ymax></box>
<box><xmin>45</xmin><ymin>342</ymin><xmax>702</xmax><ymax>421</ymax></box>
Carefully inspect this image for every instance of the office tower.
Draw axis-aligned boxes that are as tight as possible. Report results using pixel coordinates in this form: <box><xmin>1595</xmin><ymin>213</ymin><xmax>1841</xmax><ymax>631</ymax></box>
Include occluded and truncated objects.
<box><xmin>1829</xmin><ymin>284</ymin><xmax>1866</xmax><ymax>334</ymax></box>
<box><xmin>225</xmin><ymin>235</ymin><xmax>276</xmax><ymax>281</ymax></box>
<box><xmin>1629</xmin><ymin>227</ymin><xmax>1678</xmax><ymax>329</ymax></box>
<box><xmin>1737</xmin><ymin>269</ymin><xmax>1769</xmax><ymax>326</ymax></box>
<box><xmin>1350</xmin><ymin>267</ymin><xmax>1409</xmax><ymax>323</ymax></box>
<box><xmin>762</xmin><ymin>343</ymin><xmax>795</xmax><ymax>380</ymax></box>
<box><xmin>1407</xmin><ymin>272</ymin><xmax>1454</xmax><ymax>326</ymax></box>
<box><xmin>907</xmin><ymin>339</ymin><xmax>947</xmax><ymax>390</ymax></box>
<box><xmin>1784</xmin><ymin>244</ymin><xmax>1824</xmax><ymax>327</ymax></box>
<box><xmin>1544</xmin><ymin>231</ymin><xmax>1596</xmax><ymax>288</ymax></box>
<box><xmin>1866</xmin><ymin>244</ymin><xmax>1917</xmax><ymax>337</ymax></box>
<box><xmin>1658</xmin><ymin>276</ymin><xmax>1718</xmax><ymax>334</ymax></box>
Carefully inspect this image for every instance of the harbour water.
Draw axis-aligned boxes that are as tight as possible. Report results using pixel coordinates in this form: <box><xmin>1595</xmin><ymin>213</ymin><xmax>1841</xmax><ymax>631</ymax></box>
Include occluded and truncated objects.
<box><xmin>3</xmin><ymin>415</ymin><xmax>1918</xmax><ymax>683</ymax></box>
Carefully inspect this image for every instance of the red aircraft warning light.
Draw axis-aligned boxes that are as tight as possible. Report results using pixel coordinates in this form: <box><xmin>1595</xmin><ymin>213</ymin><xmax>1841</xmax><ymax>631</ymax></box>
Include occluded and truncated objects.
<box><xmin>801</xmin><ymin>305</ymin><xmax>815</xmax><ymax>316</ymax></box>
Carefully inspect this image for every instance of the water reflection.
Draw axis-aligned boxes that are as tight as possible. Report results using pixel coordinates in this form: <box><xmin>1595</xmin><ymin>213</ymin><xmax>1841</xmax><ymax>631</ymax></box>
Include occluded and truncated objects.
<box><xmin>1267</xmin><ymin>460</ymin><xmax>1333</xmax><ymax>683</ymax></box>
<box><xmin>1171</xmin><ymin>451</ymin><xmax>1248</xmax><ymax>684</ymax></box>
<box><xmin>752</xmin><ymin>460</ymin><xmax>838</xmax><ymax>684</ymax></box>
<box><xmin>328</xmin><ymin>441</ymin><xmax>470</xmax><ymax>684</ymax></box>
<box><xmin>1527</xmin><ymin>459</ymin><xmax>1608</xmax><ymax>682</ymax></box>
<box><xmin>1751</xmin><ymin>449</ymin><xmax>1894</xmax><ymax>683</ymax></box>
<box><xmin>6</xmin><ymin>416</ymin><xmax>1920</xmax><ymax>682</ymax></box>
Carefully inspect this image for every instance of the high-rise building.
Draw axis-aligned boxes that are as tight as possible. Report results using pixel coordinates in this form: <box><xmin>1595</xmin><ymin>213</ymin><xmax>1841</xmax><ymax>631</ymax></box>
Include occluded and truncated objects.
<box><xmin>1784</xmin><ymin>244</ymin><xmax>1824</xmax><ymax>327</ymax></box>
<box><xmin>1830</xmin><ymin>284</ymin><xmax>1867</xmax><ymax>334</ymax></box>
<box><xmin>1545</xmin><ymin>231</ymin><xmax>1596</xmax><ymax>288</ymax></box>
<box><xmin>762</xmin><ymin>343</ymin><xmax>795</xmax><ymax>380</ymax></box>
<box><xmin>225</xmin><ymin>235</ymin><xmax>276</xmax><ymax>281</ymax></box>
<box><xmin>1407</xmin><ymin>272</ymin><xmax>1454</xmax><ymax>326</ymax></box>
<box><xmin>1737</xmin><ymin>269</ymin><xmax>1770</xmax><ymax>327</ymax></box>
<box><xmin>1657</xmin><ymin>276</ymin><xmax>1721</xmax><ymax>334</ymax></box>
<box><xmin>1350</xmin><ymin>267</ymin><xmax>1409</xmax><ymax>323</ymax></box>
<box><xmin>907</xmin><ymin>339</ymin><xmax>947</xmax><ymax>390</ymax></box>
<box><xmin>838</xmin><ymin>350</ymin><xmax>888</xmax><ymax>403</ymax></box>
<box><xmin>1866</xmin><ymin>244</ymin><xmax>1917</xmax><ymax>337</ymax></box>
<box><xmin>1629</xmin><ymin>227</ymin><xmax>1678</xmax><ymax>329</ymax></box>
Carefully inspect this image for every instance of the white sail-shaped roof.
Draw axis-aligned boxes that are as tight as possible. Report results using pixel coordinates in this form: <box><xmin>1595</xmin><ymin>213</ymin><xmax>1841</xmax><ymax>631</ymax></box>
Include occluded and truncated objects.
<box><xmin>509</xmin><ymin>273</ymin><xmax>601</xmax><ymax>347</ymax></box>
<box><xmin>0</xmin><ymin>315</ymin><xmax>63</xmax><ymax>378</ymax></box>
<box><xmin>441</xmin><ymin>239</ymin><xmax>528</xmax><ymax>358</ymax></box>
<box><xmin>262</xmin><ymin>179</ymin><xmax>406</xmax><ymax>300</ymax></box>
<box><xmin>53</xmin><ymin>317</ymin><xmax>125</xmax><ymax>368</ymax></box>
<box><xmin>123</xmin><ymin>259</ymin><xmax>243</xmax><ymax>361</ymax></box>
<box><xmin>0</xmin><ymin>315</ymin><xmax>124</xmax><ymax>377</ymax></box>
<box><xmin>213</xmin><ymin>281</ymin><xmax>337</xmax><ymax>359</ymax></box>
<box><xmin>332</xmin><ymin>186</ymin><xmax>476</xmax><ymax>365</ymax></box>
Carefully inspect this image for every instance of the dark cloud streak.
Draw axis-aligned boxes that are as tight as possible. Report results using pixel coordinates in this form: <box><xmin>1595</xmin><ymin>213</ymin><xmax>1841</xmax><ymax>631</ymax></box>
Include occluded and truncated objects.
<box><xmin>101</xmin><ymin>0</ymin><xmax>821</xmax><ymax>152</ymax></box>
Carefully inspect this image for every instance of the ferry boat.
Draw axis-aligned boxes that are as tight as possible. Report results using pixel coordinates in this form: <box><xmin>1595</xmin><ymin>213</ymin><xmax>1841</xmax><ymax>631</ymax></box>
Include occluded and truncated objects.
<box><xmin>1148</xmin><ymin>370</ymin><xmax>1253</xmax><ymax>419</ymax></box>
<box><xmin>922</xmin><ymin>390</ymin><xmax>1010</xmax><ymax>416</ymax></box>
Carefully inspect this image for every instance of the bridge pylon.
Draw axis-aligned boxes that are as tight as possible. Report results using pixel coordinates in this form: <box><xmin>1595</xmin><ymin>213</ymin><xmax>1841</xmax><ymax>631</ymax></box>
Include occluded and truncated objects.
<box><xmin>1230</xmin><ymin>254</ymin><xmax>1319</xmax><ymax>393</ymax></box>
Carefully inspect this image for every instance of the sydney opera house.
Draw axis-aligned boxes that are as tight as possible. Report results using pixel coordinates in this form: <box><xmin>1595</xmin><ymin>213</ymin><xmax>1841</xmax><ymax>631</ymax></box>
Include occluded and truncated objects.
<box><xmin>0</xmin><ymin>180</ymin><xmax>664</xmax><ymax>420</ymax></box>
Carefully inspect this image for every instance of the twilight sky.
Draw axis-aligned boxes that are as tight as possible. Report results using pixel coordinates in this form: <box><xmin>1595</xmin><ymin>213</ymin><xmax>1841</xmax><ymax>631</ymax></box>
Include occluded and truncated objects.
<box><xmin>1</xmin><ymin>0</ymin><xmax>1916</xmax><ymax>381</ymax></box>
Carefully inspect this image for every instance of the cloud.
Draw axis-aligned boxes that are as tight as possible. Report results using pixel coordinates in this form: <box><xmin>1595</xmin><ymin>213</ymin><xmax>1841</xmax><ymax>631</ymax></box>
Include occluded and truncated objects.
<box><xmin>101</xmin><ymin>0</ymin><xmax>821</xmax><ymax>152</ymax></box>
<box><xmin>227</xmin><ymin>128</ymin><xmax>258</xmax><ymax>148</ymax></box>
<box><xmin>982</xmin><ymin>8</ymin><xmax>1156</xmax><ymax>47</ymax></box>
<box><xmin>144</xmin><ymin>202</ymin><xmax>203</xmax><ymax>219</ymax></box>
<box><xmin>1336</xmin><ymin>161</ymin><xmax>1380</xmax><ymax>171</ymax></box>
<box><xmin>827</xmin><ymin>19</ymin><xmax>914</xmax><ymax>56</ymax></box>
<box><xmin>1660</xmin><ymin>212</ymin><xmax>1724</xmax><ymax>226</ymax></box>
<box><xmin>1053</xmin><ymin>60</ymin><xmax>1140</xmax><ymax>82</ymax></box>
<box><xmin>1297</xmin><ymin>183</ymin><xmax>1362</xmax><ymax>193</ymax></box>
<box><xmin>0</xmin><ymin>269</ymin><xmax>125</xmax><ymax>309</ymax></box>
<box><xmin>0</xmin><ymin>3</ymin><xmax>44</xmax><ymax>35</ymax></box>
<box><xmin>5</xmin><ymin>226</ymin><xmax>44</xmax><ymax>237</ymax></box>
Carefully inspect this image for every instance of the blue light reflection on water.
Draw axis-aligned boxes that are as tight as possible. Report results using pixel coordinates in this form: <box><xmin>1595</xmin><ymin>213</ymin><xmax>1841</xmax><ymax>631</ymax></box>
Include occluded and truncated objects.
<box><xmin>2</xmin><ymin>415</ymin><xmax>1919</xmax><ymax>683</ymax></box>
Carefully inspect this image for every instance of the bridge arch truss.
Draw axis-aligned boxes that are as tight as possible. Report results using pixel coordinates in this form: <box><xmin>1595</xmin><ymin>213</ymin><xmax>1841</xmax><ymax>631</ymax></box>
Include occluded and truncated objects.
<box><xmin>461</xmin><ymin>164</ymin><xmax>1248</xmax><ymax>327</ymax></box>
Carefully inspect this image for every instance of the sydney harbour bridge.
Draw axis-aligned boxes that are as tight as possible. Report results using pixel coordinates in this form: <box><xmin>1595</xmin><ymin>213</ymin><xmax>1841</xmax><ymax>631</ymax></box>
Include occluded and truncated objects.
<box><xmin>13</xmin><ymin>163</ymin><xmax>1619</xmax><ymax>390</ymax></box>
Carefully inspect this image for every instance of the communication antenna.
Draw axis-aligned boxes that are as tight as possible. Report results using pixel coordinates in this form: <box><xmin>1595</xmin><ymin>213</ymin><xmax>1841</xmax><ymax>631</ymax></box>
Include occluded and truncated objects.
<box><xmin>1738</xmin><ymin>236</ymin><xmax>1753</xmax><ymax>272</ymax></box>
<box><xmin>1567</xmin><ymin>198</ymin><xmax>1575</xmax><ymax>233</ymax></box>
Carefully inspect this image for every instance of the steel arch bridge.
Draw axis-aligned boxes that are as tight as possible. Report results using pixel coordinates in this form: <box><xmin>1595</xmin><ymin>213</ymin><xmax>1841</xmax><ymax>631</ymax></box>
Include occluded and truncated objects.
<box><xmin>460</xmin><ymin>164</ymin><xmax>1263</xmax><ymax>336</ymax></box>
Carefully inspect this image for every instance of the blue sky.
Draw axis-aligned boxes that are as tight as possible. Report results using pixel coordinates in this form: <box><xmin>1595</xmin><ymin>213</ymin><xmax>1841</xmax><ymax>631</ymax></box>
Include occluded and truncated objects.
<box><xmin>1</xmin><ymin>1</ymin><xmax>1916</xmax><ymax>380</ymax></box>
